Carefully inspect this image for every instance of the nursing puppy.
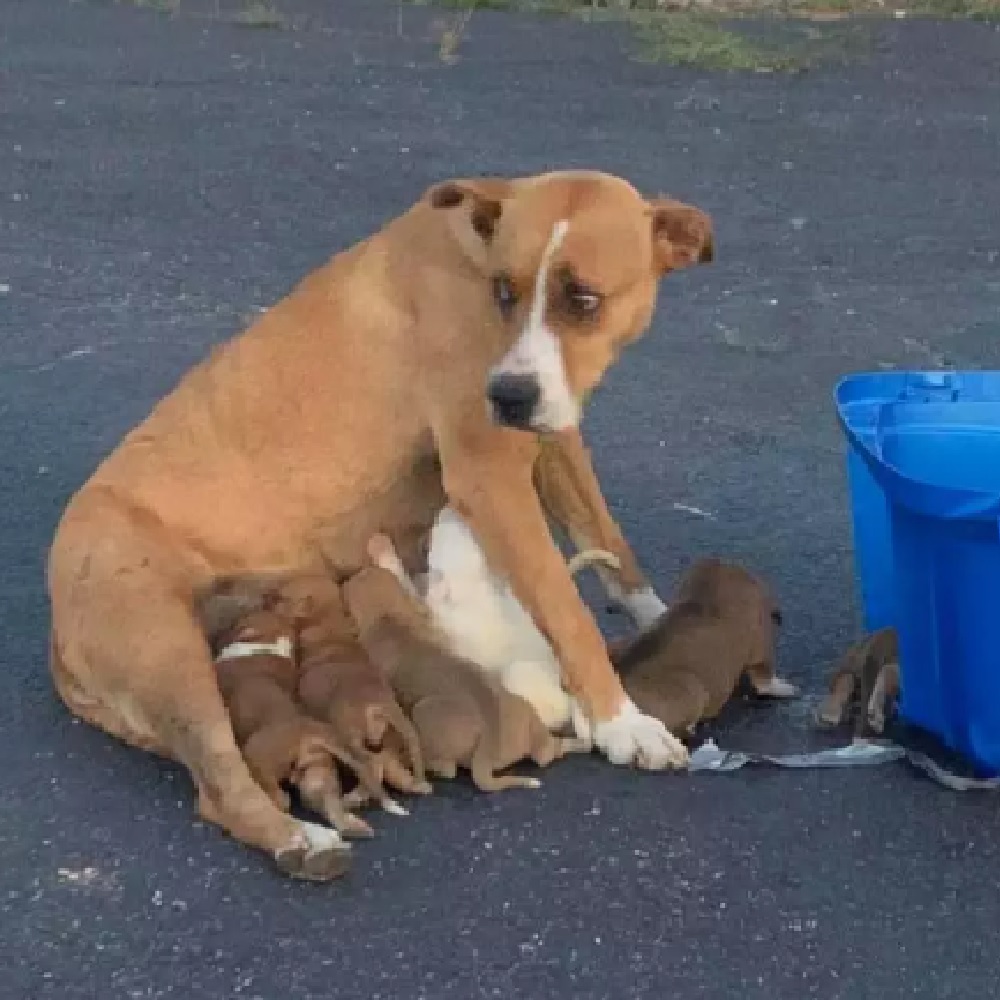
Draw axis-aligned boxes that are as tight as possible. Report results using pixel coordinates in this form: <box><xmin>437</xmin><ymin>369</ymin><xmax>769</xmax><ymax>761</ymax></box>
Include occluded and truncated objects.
<box><xmin>196</xmin><ymin>594</ymin><xmax>372</xmax><ymax>846</ymax></box>
<box><xmin>279</xmin><ymin>574</ymin><xmax>430</xmax><ymax>812</ymax></box>
<box><xmin>343</xmin><ymin>545</ymin><xmax>588</xmax><ymax>792</ymax></box>
<box><xmin>816</xmin><ymin>627</ymin><xmax>899</xmax><ymax>738</ymax></box>
<box><xmin>418</xmin><ymin>505</ymin><xmax>619</xmax><ymax>732</ymax></box>
<box><xmin>609</xmin><ymin>558</ymin><xmax>796</xmax><ymax>736</ymax></box>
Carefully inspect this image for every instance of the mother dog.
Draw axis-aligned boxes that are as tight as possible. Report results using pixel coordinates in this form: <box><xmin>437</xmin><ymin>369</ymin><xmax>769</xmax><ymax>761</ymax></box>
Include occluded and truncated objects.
<box><xmin>47</xmin><ymin>170</ymin><xmax>713</xmax><ymax>880</ymax></box>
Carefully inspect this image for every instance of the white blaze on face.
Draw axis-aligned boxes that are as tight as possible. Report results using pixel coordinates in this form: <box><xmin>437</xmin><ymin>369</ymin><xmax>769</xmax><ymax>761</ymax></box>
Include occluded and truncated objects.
<box><xmin>490</xmin><ymin>218</ymin><xmax>580</xmax><ymax>432</ymax></box>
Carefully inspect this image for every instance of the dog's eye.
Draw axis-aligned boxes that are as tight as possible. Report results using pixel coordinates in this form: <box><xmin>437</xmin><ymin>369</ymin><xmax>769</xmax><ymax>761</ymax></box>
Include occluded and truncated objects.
<box><xmin>492</xmin><ymin>274</ymin><xmax>518</xmax><ymax>317</ymax></box>
<box><xmin>565</xmin><ymin>282</ymin><xmax>601</xmax><ymax>319</ymax></box>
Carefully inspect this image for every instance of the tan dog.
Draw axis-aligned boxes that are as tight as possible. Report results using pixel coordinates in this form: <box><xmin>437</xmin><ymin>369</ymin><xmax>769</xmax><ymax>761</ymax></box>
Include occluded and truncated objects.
<box><xmin>815</xmin><ymin>627</ymin><xmax>900</xmax><ymax>738</ymax></box>
<box><xmin>277</xmin><ymin>574</ymin><xmax>430</xmax><ymax>814</ymax></box>
<box><xmin>608</xmin><ymin>558</ymin><xmax>797</xmax><ymax>736</ymax></box>
<box><xmin>47</xmin><ymin>170</ymin><xmax>712</xmax><ymax>877</ymax></box>
<box><xmin>343</xmin><ymin>553</ymin><xmax>587</xmax><ymax>792</ymax></box>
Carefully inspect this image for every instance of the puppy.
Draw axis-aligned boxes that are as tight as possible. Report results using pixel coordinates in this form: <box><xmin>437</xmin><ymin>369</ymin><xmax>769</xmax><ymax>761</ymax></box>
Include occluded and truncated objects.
<box><xmin>815</xmin><ymin>627</ymin><xmax>900</xmax><ymax>738</ymax></box>
<box><xmin>278</xmin><ymin>573</ymin><xmax>430</xmax><ymax>813</ymax></box>
<box><xmin>608</xmin><ymin>558</ymin><xmax>796</xmax><ymax>736</ymax></box>
<box><xmin>343</xmin><ymin>543</ymin><xmax>589</xmax><ymax>793</ymax></box>
<box><xmin>196</xmin><ymin>592</ymin><xmax>375</xmax><ymax>840</ymax></box>
<box><xmin>416</xmin><ymin>505</ymin><xmax>620</xmax><ymax>732</ymax></box>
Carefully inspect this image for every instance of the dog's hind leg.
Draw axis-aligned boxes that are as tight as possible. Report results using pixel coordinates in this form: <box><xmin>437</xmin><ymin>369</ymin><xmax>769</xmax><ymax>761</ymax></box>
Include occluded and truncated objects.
<box><xmin>384</xmin><ymin>703</ymin><xmax>430</xmax><ymax>794</ymax></box>
<box><xmin>816</xmin><ymin>669</ymin><xmax>857</xmax><ymax>728</ymax></box>
<box><xmin>240</xmin><ymin>728</ymin><xmax>294</xmax><ymax>813</ymax></box>
<box><xmin>469</xmin><ymin>743</ymin><xmax>541</xmax><ymax>792</ymax></box>
<box><xmin>48</xmin><ymin>492</ymin><xmax>351</xmax><ymax>882</ymax></box>
<box><xmin>296</xmin><ymin>762</ymin><xmax>374</xmax><ymax>839</ymax></box>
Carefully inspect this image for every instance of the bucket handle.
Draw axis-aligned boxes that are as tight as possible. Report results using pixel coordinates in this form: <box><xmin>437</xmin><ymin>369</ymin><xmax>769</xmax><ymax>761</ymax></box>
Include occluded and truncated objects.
<box><xmin>900</xmin><ymin>371</ymin><xmax>960</xmax><ymax>402</ymax></box>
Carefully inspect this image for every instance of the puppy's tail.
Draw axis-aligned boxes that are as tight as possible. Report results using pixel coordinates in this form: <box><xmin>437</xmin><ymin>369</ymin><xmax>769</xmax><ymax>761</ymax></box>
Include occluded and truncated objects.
<box><xmin>566</xmin><ymin>549</ymin><xmax>621</xmax><ymax>577</ymax></box>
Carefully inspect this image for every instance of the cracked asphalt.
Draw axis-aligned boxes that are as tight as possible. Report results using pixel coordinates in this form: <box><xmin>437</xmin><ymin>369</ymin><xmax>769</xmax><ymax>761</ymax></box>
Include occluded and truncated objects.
<box><xmin>2</xmin><ymin>1</ymin><xmax>1000</xmax><ymax>997</ymax></box>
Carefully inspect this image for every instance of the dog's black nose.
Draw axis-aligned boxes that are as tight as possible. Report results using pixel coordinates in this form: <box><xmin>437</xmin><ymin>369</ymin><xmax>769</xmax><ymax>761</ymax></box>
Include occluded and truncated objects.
<box><xmin>487</xmin><ymin>374</ymin><xmax>541</xmax><ymax>429</ymax></box>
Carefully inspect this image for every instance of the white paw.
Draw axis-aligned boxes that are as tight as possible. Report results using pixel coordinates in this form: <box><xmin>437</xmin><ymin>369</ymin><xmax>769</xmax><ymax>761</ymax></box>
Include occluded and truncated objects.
<box><xmin>381</xmin><ymin>798</ymin><xmax>409</xmax><ymax>817</ymax></box>
<box><xmin>525</xmin><ymin>777</ymin><xmax>542</xmax><ymax>789</ymax></box>
<box><xmin>756</xmin><ymin>676</ymin><xmax>799</xmax><ymax>699</ymax></box>
<box><xmin>592</xmin><ymin>698</ymin><xmax>689</xmax><ymax>770</ymax></box>
<box><xmin>571</xmin><ymin>699</ymin><xmax>594</xmax><ymax>743</ymax></box>
<box><xmin>607</xmin><ymin>583</ymin><xmax>668</xmax><ymax>629</ymax></box>
<box><xmin>299</xmin><ymin>821</ymin><xmax>349</xmax><ymax>853</ymax></box>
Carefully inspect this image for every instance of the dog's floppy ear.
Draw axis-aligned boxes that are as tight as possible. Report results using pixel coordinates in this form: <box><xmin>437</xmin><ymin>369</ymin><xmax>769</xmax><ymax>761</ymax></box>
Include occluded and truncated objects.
<box><xmin>648</xmin><ymin>197</ymin><xmax>714</xmax><ymax>275</ymax></box>
<box><xmin>425</xmin><ymin>177</ymin><xmax>513</xmax><ymax>270</ymax></box>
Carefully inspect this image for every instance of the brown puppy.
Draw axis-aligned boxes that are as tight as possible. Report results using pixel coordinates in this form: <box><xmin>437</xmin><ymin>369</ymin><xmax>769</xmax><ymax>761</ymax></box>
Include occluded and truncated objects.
<box><xmin>202</xmin><ymin>601</ymin><xmax>372</xmax><ymax>847</ymax></box>
<box><xmin>609</xmin><ymin>558</ymin><xmax>797</xmax><ymax>736</ymax></box>
<box><xmin>278</xmin><ymin>574</ymin><xmax>430</xmax><ymax>813</ymax></box>
<box><xmin>342</xmin><ymin>559</ymin><xmax>584</xmax><ymax>792</ymax></box>
<box><xmin>815</xmin><ymin>627</ymin><xmax>900</xmax><ymax>737</ymax></box>
<box><xmin>48</xmin><ymin>171</ymin><xmax>712</xmax><ymax>877</ymax></box>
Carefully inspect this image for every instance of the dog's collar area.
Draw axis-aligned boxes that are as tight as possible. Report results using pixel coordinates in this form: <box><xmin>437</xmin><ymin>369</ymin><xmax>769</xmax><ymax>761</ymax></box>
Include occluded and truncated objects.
<box><xmin>215</xmin><ymin>636</ymin><xmax>294</xmax><ymax>663</ymax></box>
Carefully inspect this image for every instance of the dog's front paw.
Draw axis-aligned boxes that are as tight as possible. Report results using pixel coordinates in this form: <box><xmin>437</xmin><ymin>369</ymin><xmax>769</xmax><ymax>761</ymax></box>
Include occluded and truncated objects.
<box><xmin>592</xmin><ymin>698</ymin><xmax>689</xmax><ymax>771</ymax></box>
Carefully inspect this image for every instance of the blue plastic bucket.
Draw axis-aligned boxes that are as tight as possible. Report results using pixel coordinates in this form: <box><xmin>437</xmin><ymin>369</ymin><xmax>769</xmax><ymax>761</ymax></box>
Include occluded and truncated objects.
<box><xmin>835</xmin><ymin>371</ymin><xmax>1000</xmax><ymax>775</ymax></box>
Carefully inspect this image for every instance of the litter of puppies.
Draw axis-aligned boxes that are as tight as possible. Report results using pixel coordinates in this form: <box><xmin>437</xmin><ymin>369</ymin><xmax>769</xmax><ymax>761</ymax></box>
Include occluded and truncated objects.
<box><xmin>184</xmin><ymin>507</ymin><xmax>925</xmax><ymax>871</ymax></box>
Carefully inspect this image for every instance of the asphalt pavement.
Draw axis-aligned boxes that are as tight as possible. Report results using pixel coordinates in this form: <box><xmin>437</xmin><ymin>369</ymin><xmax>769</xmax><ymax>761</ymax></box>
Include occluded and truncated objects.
<box><xmin>2</xmin><ymin>1</ymin><xmax>1000</xmax><ymax>997</ymax></box>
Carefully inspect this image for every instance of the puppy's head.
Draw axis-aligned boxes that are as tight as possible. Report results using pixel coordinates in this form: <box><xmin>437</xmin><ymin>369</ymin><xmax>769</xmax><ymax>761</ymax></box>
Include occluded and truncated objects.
<box><xmin>675</xmin><ymin>558</ymin><xmax>778</xmax><ymax>630</ymax></box>
<box><xmin>342</xmin><ymin>565</ymin><xmax>426</xmax><ymax>636</ymax></box>
<box><xmin>426</xmin><ymin>170</ymin><xmax>713</xmax><ymax>433</ymax></box>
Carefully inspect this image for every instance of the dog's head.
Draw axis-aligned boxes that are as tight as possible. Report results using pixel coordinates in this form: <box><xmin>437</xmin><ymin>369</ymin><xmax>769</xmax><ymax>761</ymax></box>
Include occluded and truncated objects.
<box><xmin>426</xmin><ymin>170</ymin><xmax>713</xmax><ymax>433</ymax></box>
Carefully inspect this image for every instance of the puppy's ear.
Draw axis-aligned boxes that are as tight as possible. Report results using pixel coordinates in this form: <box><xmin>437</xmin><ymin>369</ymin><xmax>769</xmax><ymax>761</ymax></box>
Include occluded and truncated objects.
<box><xmin>425</xmin><ymin>177</ymin><xmax>512</xmax><ymax>270</ymax></box>
<box><xmin>648</xmin><ymin>197</ymin><xmax>714</xmax><ymax>275</ymax></box>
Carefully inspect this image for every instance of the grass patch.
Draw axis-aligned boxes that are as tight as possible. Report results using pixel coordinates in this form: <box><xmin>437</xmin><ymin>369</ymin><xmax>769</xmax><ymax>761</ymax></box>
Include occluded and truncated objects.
<box><xmin>630</xmin><ymin>13</ymin><xmax>868</xmax><ymax>71</ymax></box>
<box><xmin>117</xmin><ymin>0</ymin><xmax>181</xmax><ymax>12</ymax></box>
<box><xmin>231</xmin><ymin>0</ymin><xmax>285</xmax><ymax>28</ymax></box>
<box><xmin>115</xmin><ymin>0</ymin><xmax>289</xmax><ymax>27</ymax></box>
<box><xmin>407</xmin><ymin>0</ymin><xmax>1000</xmax><ymax>69</ymax></box>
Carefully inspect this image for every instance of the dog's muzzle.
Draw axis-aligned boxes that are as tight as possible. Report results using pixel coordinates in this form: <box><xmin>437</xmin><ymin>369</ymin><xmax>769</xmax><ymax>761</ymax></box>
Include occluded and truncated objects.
<box><xmin>487</xmin><ymin>373</ymin><xmax>541</xmax><ymax>430</ymax></box>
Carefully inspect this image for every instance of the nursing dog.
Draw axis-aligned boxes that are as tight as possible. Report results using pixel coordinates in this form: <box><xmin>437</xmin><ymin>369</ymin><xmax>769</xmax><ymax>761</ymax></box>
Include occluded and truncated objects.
<box><xmin>47</xmin><ymin>170</ymin><xmax>713</xmax><ymax>878</ymax></box>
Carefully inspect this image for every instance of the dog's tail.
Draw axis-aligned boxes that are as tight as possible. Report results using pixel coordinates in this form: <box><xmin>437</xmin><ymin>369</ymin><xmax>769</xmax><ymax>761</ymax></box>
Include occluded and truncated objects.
<box><xmin>566</xmin><ymin>548</ymin><xmax>621</xmax><ymax>577</ymax></box>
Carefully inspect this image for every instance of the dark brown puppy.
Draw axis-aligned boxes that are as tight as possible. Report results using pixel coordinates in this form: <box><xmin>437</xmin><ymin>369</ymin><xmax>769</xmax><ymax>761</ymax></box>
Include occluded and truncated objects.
<box><xmin>278</xmin><ymin>573</ymin><xmax>430</xmax><ymax>813</ymax></box>
<box><xmin>815</xmin><ymin>627</ymin><xmax>900</xmax><ymax>738</ymax></box>
<box><xmin>196</xmin><ymin>595</ymin><xmax>374</xmax><ymax>842</ymax></box>
<box><xmin>609</xmin><ymin>558</ymin><xmax>796</xmax><ymax>736</ymax></box>
<box><xmin>343</xmin><ymin>556</ymin><xmax>586</xmax><ymax>792</ymax></box>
